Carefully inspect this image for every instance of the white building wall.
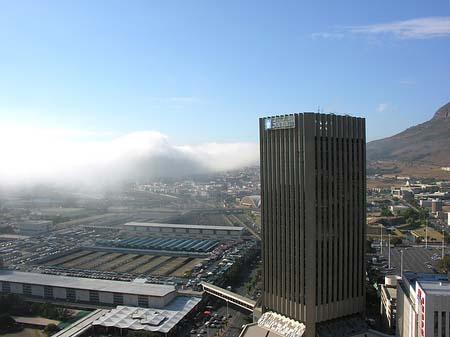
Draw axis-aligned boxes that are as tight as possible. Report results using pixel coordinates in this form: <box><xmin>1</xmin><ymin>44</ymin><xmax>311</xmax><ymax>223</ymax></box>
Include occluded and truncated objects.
<box><xmin>397</xmin><ymin>283</ymin><xmax>418</xmax><ymax>337</ymax></box>
<box><xmin>422</xmin><ymin>292</ymin><xmax>450</xmax><ymax>337</ymax></box>
<box><xmin>99</xmin><ymin>292</ymin><xmax>114</xmax><ymax>304</ymax></box>
<box><xmin>398</xmin><ymin>281</ymin><xmax>450</xmax><ymax>337</ymax></box>
<box><xmin>123</xmin><ymin>294</ymin><xmax>138</xmax><ymax>306</ymax></box>
<box><xmin>31</xmin><ymin>285</ymin><xmax>44</xmax><ymax>297</ymax></box>
<box><xmin>10</xmin><ymin>283</ymin><xmax>23</xmax><ymax>294</ymax></box>
<box><xmin>53</xmin><ymin>287</ymin><xmax>66</xmax><ymax>299</ymax></box>
<box><xmin>75</xmin><ymin>289</ymin><xmax>89</xmax><ymax>302</ymax></box>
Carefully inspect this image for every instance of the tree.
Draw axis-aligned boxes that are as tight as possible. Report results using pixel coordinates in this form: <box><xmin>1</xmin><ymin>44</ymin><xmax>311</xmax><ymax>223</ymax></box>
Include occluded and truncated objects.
<box><xmin>391</xmin><ymin>237</ymin><xmax>402</xmax><ymax>246</ymax></box>
<box><xmin>366</xmin><ymin>239</ymin><xmax>375</xmax><ymax>253</ymax></box>
<box><xmin>44</xmin><ymin>323</ymin><xmax>60</xmax><ymax>336</ymax></box>
<box><xmin>445</xmin><ymin>234</ymin><xmax>450</xmax><ymax>244</ymax></box>
<box><xmin>437</xmin><ymin>256</ymin><xmax>450</xmax><ymax>273</ymax></box>
<box><xmin>31</xmin><ymin>303</ymin><xmax>71</xmax><ymax>321</ymax></box>
<box><xmin>380</xmin><ymin>207</ymin><xmax>393</xmax><ymax>217</ymax></box>
<box><xmin>0</xmin><ymin>315</ymin><xmax>17</xmax><ymax>329</ymax></box>
<box><xmin>399</xmin><ymin>208</ymin><xmax>419</xmax><ymax>221</ymax></box>
<box><xmin>0</xmin><ymin>294</ymin><xmax>31</xmax><ymax>316</ymax></box>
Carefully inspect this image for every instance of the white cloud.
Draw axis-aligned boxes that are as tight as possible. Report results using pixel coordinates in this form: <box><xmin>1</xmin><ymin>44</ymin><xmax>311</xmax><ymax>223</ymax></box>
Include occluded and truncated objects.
<box><xmin>376</xmin><ymin>102</ymin><xmax>396</xmax><ymax>113</ymax></box>
<box><xmin>310</xmin><ymin>32</ymin><xmax>345</xmax><ymax>40</ymax></box>
<box><xmin>311</xmin><ymin>16</ymin><xmax>450</xmax><ymax>40</ymax></box>
<box><xmin>0</xmin><ymin>125</ymin><xmax>258</xmax><ymax>188</ymax></box>
<box><xmin>399</xmin><ymin>79</ymin><xmax>417</xmax><ymax>86</ymax></box>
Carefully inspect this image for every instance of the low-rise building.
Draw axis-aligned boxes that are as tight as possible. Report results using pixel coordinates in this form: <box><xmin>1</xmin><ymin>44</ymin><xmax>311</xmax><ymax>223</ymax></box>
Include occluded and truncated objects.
<box><xmin>392</xmin><ymin>186</ymin><xmax>416</xmax><ymax>202</ymax></box>
<box><xmin>396</xmin><ymin>272</ymin><xmax>450</xmax><ymax>337</ymax></box>
<box><xmin>16</xmin><ymin>220</ymin><xmax>52</xmax><ymax>236</ymax></box>
<box><xmin>389</xmin><ymin>205</ymin><xmax>409</xmax><ymax>215</ymax></box>
<box><xmin>380</xmin><ymin>275</ymin><xmax>400</xmax><ymax>332</ymax></box>
<box><xmin>420</xmin><ymin>199</ymin><xmax>444</xmax><ymax>212</ymax></box>
<box><xmin>0</xmin><ymin>270</ymin><xmax>178</xmax><ymax>308</ymax></box>
<box><xmin>123</xmin><ymin>222</ymin><xmax>245</xmax><ymax>240</ymax></box>
<box><xmin>240</xmin><ymin>195</ymin><xmax>261</xmax><ymax>208</ymax></box>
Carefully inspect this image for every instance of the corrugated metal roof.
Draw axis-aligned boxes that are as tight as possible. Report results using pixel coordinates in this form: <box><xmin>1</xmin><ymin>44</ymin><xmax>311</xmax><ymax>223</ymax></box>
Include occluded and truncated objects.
<box><xmin>123</xmin><ymin>222</ymin><xmax>244</xmax><ymax>231</ymax></box>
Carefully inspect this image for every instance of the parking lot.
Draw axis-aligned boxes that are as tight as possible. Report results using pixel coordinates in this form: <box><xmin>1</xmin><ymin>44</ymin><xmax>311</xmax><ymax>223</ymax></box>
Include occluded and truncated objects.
<box><xmin>42</xmin><ymin>248</ymin><xmax>205</xmax><ymax>278</ymax></box>
<box><xmin>378</xmin><ymin>245</ymin><xmax>449</xmax><ymax>274</ymax></box>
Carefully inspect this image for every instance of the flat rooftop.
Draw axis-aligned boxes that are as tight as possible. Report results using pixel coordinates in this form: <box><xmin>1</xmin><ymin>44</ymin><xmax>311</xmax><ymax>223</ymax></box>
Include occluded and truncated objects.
<box><xmin>0</xmin><ymin>271</ymin><xmax>176</xmax><ymax>297</ymax></box>
<box><xmin>123</xmin><ymin>222</ymin><xmax>244</xmax><ymax>231</ymax></box>
<box><xmin>403</xmin><ymin>271</ymin><xmax>449</xmax><ymax>292</ymax></box>
<box><xmin>419</xmin><ymin>280</ymin><xmax>450</xmax><ymax>296</ymax></box>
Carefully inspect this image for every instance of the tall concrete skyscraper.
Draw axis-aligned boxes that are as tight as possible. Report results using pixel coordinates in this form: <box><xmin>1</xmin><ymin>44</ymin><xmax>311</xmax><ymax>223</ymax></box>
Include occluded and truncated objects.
<box><xmin>259</xmin><ymin>113</ymin><xmax>366</xmax><ymax>337</ymax></box>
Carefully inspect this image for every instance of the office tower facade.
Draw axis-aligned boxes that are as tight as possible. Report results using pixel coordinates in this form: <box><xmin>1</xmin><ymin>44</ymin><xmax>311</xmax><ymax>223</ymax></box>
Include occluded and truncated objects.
<box><xmin>259</xmin><ymin>113</ymin><xmax>366</xmax><ymax>337</ymax></box>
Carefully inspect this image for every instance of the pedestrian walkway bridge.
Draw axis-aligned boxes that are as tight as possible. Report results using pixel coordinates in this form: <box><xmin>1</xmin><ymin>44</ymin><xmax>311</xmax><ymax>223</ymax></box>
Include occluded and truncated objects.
<box><xmin>200</xmin><ymin>282</ymin><xmax>256</xmax><ymax>312</ymax></box>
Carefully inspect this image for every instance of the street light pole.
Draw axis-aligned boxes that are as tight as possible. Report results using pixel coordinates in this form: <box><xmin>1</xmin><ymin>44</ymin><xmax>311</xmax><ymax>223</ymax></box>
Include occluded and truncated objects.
<box><xmin>388</xmin><ymin>234</ymin><xmax>391</xmax><ymax>268</ymax></box>
<box><xmin>426</xmin><ymin>220</ymin><xmax>428</xmax><ymax>249</ymax></box>
<box><xmin>442</xmin><ymin>229</ymin><xmax>445</xmax><ymax>260</ymax></box>
<box><xmin>380</xmin><ymin>224</ymin><xmax>383</xmax><ymax>255</ymax></box>
<box><xmin>400</xmin><ymin>250</ymin><xmax>404</xmax><ymax>277</ymax></box>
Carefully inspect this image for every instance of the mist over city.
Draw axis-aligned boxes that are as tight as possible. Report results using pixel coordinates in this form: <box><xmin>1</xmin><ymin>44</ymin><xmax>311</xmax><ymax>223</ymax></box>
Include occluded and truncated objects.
<box><xmin>0</xmin><ymin>125</ymin><xmax>258</xmax><ymax>189</ymax></box>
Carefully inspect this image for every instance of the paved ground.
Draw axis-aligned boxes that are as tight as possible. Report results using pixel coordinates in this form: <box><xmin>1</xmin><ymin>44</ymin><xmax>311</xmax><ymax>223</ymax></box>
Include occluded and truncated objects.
<box><xmin>188</xmin><ymin>303</ymin><xmax>251</xmax><ymax>337</ymax></box>
<box><xmin>219</xmin><ymin>305</ymin><xmax>249</xmax><ymax>337</ymax></box>
<box><xmin>379</xmin><ymin>245</ymin><xmax>449</xmax><ymax>274</ymax></box>
<box><xmin>3</xmin><ymin>328</ymin><xmax>45</xmax><ymax>337</ymax></box>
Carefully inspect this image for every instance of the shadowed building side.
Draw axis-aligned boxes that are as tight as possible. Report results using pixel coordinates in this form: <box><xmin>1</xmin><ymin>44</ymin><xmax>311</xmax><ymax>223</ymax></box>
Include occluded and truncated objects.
<box><xmin>259</xmin><ymin>112</ymin><xmax>366</xmax><ymax>337</ymax></box>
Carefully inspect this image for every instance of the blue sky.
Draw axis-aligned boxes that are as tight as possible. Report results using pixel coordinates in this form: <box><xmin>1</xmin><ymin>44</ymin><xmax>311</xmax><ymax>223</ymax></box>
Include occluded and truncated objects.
<box><xmin>0</xmin><ymin>0</ymin><xmax>450</xmax><ymax>144</ymax></box>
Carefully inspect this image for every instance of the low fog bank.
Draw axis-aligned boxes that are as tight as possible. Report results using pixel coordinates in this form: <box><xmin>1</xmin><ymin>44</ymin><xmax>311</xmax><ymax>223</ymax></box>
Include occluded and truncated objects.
<box><xmin>0</xmin><ymin>126</ymin><xmax>259</xmax><ymax>190</ymax></box>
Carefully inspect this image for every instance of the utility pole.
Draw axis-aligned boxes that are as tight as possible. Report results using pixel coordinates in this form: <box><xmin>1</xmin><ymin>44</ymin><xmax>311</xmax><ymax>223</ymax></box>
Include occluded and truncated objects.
<box><xmin>425</xmin><ymin>220</ymin><xmax>428</xmax><ymax>249</ymax></box>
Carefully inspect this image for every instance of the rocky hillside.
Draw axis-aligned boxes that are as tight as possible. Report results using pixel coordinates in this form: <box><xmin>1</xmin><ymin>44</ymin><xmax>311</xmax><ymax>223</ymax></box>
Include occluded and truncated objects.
<box><xmin>367</xmin><ymin>101</ymin><xmax>450</xmax><ymax>165</ymax></box>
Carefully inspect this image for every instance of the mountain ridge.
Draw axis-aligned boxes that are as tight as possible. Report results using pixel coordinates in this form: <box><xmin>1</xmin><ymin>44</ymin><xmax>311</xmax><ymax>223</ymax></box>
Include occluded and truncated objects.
<box><xmin>367</xmin><ymin>101</ymin><xmax>450</xmax><ymax>165</ymax></box>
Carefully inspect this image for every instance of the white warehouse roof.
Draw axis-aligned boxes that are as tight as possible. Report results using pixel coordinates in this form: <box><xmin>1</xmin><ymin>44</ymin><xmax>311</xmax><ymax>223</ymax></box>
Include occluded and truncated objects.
<box><xmin>0</xmin><ymin>271</ymin><xmax>176</xmax><ymax>297</ymax></box>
